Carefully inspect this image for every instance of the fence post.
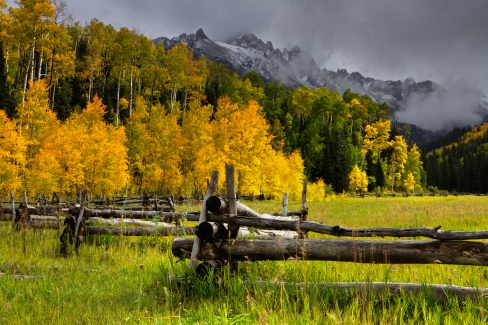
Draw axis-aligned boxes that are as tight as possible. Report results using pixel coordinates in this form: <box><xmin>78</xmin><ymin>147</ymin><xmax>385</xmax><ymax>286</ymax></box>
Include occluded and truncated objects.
<box><xmin>74</xmin><ymin>190</ymin><xmax>88</xmax><ymax>253</ymax></box>
<box><xmin>301</xmin><ymin>180</ymin><xmax>308</xmax><ymax>239</ymax></box>
<box><xmin>282</xmin><ymin>193</ymin><xmax>288</xmax><ymax>218</ymax></box>
<box><xmin>189</xmin><ymin>170</ymin><xmax>219</xmax><ymax>270</ymax></box>
<box><xmin>226</xmin><ymin>164</ymin><xmax>238</xmax><ymax>238</ymax></box>
<box><xmin>301</xmin><ymin>180</ymin><xmax>308</xmax><ymax>221</ymax></box>
<box><xmin>23</xmin><ymin>191</ymin><xmax>29</xmax><ymax>209</ymax></box>
<box><xmin>10</xmin><ymin>191</ymin><xmax>16</xmax><ymax>227</ymax></box>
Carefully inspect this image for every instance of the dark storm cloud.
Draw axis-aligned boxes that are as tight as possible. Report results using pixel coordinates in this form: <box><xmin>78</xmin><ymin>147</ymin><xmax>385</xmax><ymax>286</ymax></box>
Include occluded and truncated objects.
<box><xmin>63</xmin><ymin>0</ymin><xmax>488</xmax><ymax>130</ymax></box>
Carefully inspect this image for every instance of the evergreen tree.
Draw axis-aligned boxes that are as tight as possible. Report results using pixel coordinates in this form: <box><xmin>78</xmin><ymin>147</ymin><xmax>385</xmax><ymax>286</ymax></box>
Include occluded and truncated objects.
<box><xmin>52</xmin><ymin>78</ymin><xmax>72</xmax><ymax>120</ymax></box>
<box><xmin>0</xmin><ymin>42</ymin><xmax>17</xmax><ymax>117</ymax></box>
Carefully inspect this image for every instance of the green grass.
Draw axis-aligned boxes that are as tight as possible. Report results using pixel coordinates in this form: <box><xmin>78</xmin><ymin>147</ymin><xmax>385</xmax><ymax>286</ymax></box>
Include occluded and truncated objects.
<box><xmin>1</xmin><ymin>196</ymin><xmax>488</xmax><ymax>324</ymax></box>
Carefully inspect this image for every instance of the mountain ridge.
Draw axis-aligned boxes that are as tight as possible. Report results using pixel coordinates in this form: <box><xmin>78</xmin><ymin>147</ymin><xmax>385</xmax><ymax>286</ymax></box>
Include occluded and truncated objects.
<box><xmin>153</xmin><ymin>29</ymin><xmax>487</xmax><ymax>145</ymax></box>
<box><xmin>153</xmin><ymin>29</ymin><xmax>439</xmax><ymax>112</ymax></box>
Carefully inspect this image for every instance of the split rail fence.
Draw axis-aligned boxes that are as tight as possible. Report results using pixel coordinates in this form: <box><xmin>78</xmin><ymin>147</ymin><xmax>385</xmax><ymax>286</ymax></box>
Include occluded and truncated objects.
<box><xmin>171</xmin><ymin>164</ymin><xmax>488</xmax><ymax>300</ymax></box>
<box><xmin>2</xmin><ymin>164</ymin><xmax>488</xmax><ymax>299</ymax></box>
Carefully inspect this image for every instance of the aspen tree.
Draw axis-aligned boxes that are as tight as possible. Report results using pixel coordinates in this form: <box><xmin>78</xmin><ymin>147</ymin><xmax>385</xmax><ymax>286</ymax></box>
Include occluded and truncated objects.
<box><xmin>389</xmin><ymin>135</ymin><xmax>408</xmax><ymax>191</ymax></box>
<box><xmin>0</xmin><ymin>110</ymin><xmax>26</xmax><ymax>196</ymax></box>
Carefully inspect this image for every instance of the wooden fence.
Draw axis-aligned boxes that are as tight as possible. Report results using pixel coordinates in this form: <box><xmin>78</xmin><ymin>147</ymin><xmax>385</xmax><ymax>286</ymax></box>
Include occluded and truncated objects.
<box><xmin>2</xmin><ymin>165</ymin><xmax>488</xmax><ymax>299</ymax></box>
<box><xmin>170</xmin><ymin>164</ymin><xmax>488</xmax><ymax>299</ymax></box>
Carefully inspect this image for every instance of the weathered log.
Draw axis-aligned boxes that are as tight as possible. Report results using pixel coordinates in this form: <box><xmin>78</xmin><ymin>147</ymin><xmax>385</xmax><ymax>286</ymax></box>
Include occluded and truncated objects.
<box><xmin>69</xmin><ymin>207</ymin><xmax>198</xmax><ymax>221</ymax></box>
<box><xmin>203</xmin><ymin>215</ymin><xmax>488</xmax><ymax>240</ymax></box>
<box><xmin>196</xmin><ymin>221</ymin><xmax>298</xmax><ymax>240</ymax></box>
<box><xmin>206</xmin><ymin>196</ymin><xmax>228</xmax><ymax>214</ymax></box>
<box><xmin>30</xmin><ymin>215</ymin><xmax>59</xmax><ymax>221</ymax></box>
<box><xmin>86</xmin><ymin>217</ymin><xmax>174</xmax><ymax>228</ymax></box>
<box><xmin>189</xmin><ymin>170</ymin><xmax>219</xmax><ymax>269</ymax></box>
<box><xmin>85</xmin><ymin>226</ymin><xmax>195</xmax><ymax>236</ymax></box>
<box><xmin>0</xmin><ymin>206</ymin><xmax>69</xmax><ymax>216</ymax></box>
<box><xmin>206</xmin><ymin>196</ymin><xmax>263</xmax><ymax>218</ymax></box>
<box><xmin>196</xmin><ymin>222</ymin><xmax>228</xmax><ymax>240</ymax></box>
<box><xmin>244</xmin><ymin>281</ymin><xmax>488</xmax><ymax>301</ymax></box>
<box><xmin>28</xmin><ymin>220</ymin><xmax>61</xmax><ymax>229</ymax></box>
<box><xmin>172</xmin><ymin>238</ymin><xmax>488</xmax><ymax>266</ymax></box>
<box><xmin>272</xmin><ymin>210</ymin><xmax>304</xmax><ymax>217</ymax></box>
<box><xmin>237</xmin><ymin>228</ymin><xmax>298</xmax><ymax>240</ymax></box>
<box><xmin>110</xmin><ymin>206</ymin><xmax>172</xmax><ymax>212</ymax></box>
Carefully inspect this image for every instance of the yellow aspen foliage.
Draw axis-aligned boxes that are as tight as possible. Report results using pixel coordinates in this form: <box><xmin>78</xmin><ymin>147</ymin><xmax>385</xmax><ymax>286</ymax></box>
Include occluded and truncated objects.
<box><xmin>278</xmin><ymin>150</ymin><xmax>305</xmax><ymax>200</ymax></box>
<box><xmin>292</xmin><ymin>86</ymin><xmax>313</xmax><ymax>119</ymax></box>
<box><xmin>307</xmin><ymin>179</ymin><xmax>335</xmax><ymax>202</ymax></box>
<box><xmin>125</xmin><ymin>96</ymin><xmax>150</xmax><ymax>192</ymax></box>
<box><xmin>65</xmin><ymin>95</ymin><xmax>129</xmax><ymax>196</ymax></box>
<box><xmin>180</xmin><ymin>100</ymin><xmax>214</xmax><ymax>195</ymax></box>
<box><xmin>0</xmin><ymin>111</ymin><xmax>26</xmax><ymax>197</ymax></box>
<box><xmin>25</xmin><ymin>148</ymin><xmax>61</xmax><ymax>195</ymax></box>
<box><xmin>212</xmin><ymin>98</ymin><xmax>273</xmax><ymax>194</ymax></box>
<box><xmin>188</xmin><ymin>97</ymin><xmax>305</xmax><ymax>198</ymax></box>
<box><xmin>165</xmin><ymin>43</ymin><xmax>206</xmax><ymax>113</ymax></box>
<box><xmin>258</xmin><ymin>151</ymin><xmax>285</xmax><ymax>197</ymax></box>
<box><xmin>17</xmin><ymin>80</ymin><xmax>61</xmax><ymax>195</ymax></box>
<box><xmin>362</xmin><ymin>119</ymin><xmax>391</xmax><ymax>158</ymax></box>
<box><xmin>126</xmin><ymin>98</ymin><xmax>184</xmax><ymax>195</ymax></box>
<box><xmin>404</xmin><ymin>172</ymin><xmax>416</xmax><ymax>193</ymax></box>
<box><xmin>143</xmin><ymin>103</ymin><xmax>183</xmax><ymax>193</ymax></box>
<box><xmin>249</xmin><ymin>145</ymin><xmax>303</xmax><ymax>199</ymax></box>
<box><xmin>73</xmin><ymin>93</ymin><xmax>105</xmax><ymax>128</ymax></box>
<box><xmin>47</xmin><ymin>124</ymin><xmax>85</xmax><ymax>195</ymax></box>
<box><xmin>403</xmin><ymin>143</ymin><xmax>423</xmax><ymax>188</ymax></box>
<box><xmin>17</xmin><ymin>80</ymin><xmax>59</xmax><ymax>157</ymax></box>
<box><xmin>0</xmin><ymin>0</ymin><xmax>11</xmax><ymax>41</ymax></box>
<box><xmin>388</xmin><ymin>135</ymin><xmax>408</xmax><ymax>191</ymax></box>
<box><xmin>349</xmin><ymin>165</ymin><xmax>368</xmax><ymax>193</ymax></box>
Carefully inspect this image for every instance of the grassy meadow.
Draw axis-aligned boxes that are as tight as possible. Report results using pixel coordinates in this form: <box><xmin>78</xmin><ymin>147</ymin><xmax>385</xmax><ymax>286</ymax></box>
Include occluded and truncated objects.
<box><xmin>1</xmin><ymin>196</ymin><xmax>488</xmax><ymax>324</ymax></box>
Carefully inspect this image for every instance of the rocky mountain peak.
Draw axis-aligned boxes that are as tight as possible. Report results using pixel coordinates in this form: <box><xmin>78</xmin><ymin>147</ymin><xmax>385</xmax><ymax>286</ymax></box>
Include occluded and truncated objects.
<box><xmin>231</xmin><ymin>33</ymin><xmax>274</xmax><ymax>54</ymax></box>
<box><xmin>195</xmin><ymin>28</ymin><xmax>209</xmax><ymax>40</ymax></box>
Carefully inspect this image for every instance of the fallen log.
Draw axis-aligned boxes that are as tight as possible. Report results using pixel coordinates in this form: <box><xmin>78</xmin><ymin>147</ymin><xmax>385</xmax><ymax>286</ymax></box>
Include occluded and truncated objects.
<box><xmin>196</xmin><ymin>221</ymin><xmax>298</xmax><ymax>240</ymax></box>
<box><xmin>30</xmin><ymin>215</ymin><xmax>62</xmax><ymax>221</ymax></box>
<box><xmin>86</xmin><ymin>217</ymin><xmax>174</xmax><ymax>228</ymax></box>
<box><xmin>69</xmin><ymin>207</ymin><xmax>198</xmax><ymax>221</ymax></box>
<box><xmin>205</xmin><ymin>195</ymin><xmax>263</xmax><ymax>218</ymax></box>
<box><xmin>172</xmin><ymin>238</ymin><xmax>488</xmax><ymax>266</ymax></box>
<box><xmin>202</xmin><ymin>215</ymin><xmax>488</xmax><ymax>240</ymax></box>
<box><xmin>28</xmin><ymin>220</ymin><xmax>62</xmax><ymax>229</ymax></box>
<box><xmin>0</xmin><ymin>207</ymin><xmax>69</xmax><ymax>217</ymax></box>
<box><xmin>244</xmin><ymin>281</ymin><xmax>488</xmax><ymax>301</ymax></box>
<box><xmin>237</xmin><ymin>228</ymin><xmax>298</xmax><ymax>240</ymax></box>
<box><xmin>85</xmin><ymin>226</ymin><xmax>195</xmax><ymax>236</ymax></box>
<box><xmin>272</xmin><ymin>210</ymin><xmax>305</xmax><ymax>217</ymax></box>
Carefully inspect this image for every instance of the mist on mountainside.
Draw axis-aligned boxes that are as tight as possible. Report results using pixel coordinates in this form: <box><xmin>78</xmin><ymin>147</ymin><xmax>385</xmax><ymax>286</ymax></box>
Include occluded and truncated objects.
<box><xmin>396</xmin><ymin>79</ymin><xmax>488</xmax><ymax>132</ymax></box>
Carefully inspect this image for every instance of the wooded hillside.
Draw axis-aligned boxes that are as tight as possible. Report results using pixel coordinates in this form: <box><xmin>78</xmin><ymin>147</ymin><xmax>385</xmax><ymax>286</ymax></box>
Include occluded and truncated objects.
<box><xmin>0</xmin><ymin>0</ymin><xmax>429</xmax><ymax>198</ymax></box>
<box><xmin>424</xmin><ymin>123</ymin><xmax>488</xmax><ymax>193</ymax></box>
